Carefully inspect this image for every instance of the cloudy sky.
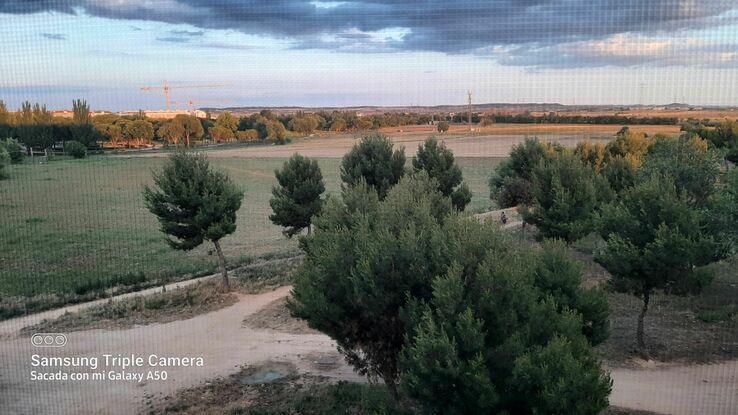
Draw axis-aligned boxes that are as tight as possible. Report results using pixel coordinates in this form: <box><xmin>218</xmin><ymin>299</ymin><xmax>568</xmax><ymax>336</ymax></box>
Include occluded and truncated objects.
<box><xmin>0</xmin><ymin>0</ymin><xmax>736</xmax><ymax>110</ymax></box>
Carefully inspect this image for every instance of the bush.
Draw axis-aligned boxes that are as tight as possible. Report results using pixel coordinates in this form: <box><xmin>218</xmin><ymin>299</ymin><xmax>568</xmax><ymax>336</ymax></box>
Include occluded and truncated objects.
<box><xmin>0</xmin><ymin>147</ymin><xmax>10</xmax><ymax>179</ymax></box>
<box><xmin>340</xmin><ymin>132</ymin><xmax>406</xmax><ymax>199</ymax></box>
<box><xmin>64</xmin><ymin>140</ymin><xmax>87</xmax><ymax>158</ymax></box>
<box><xmin>208</xmin><ymin>125</ymin><xmax>235</xmax><ymax>141</ymax></box>
<box><xmin>436</xmin><ymin>121</ymin><xmax>449</xmax><ymax>133</ymax></box>
<box><xmin>236</xmin><ymin>129</ymin><xmax>259</xmax><ymax>141</ymax></box>
<box><xmin>0</xmin><ymin>138</ymin><xmax>24</xmax><ymax>164</ymax></box>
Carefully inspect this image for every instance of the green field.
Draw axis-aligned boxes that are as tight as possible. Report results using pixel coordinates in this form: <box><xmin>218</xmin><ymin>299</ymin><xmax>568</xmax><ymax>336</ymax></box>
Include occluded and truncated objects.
<box><xmin>0</xmin><ymin>155</ymin><xmax>501</xmax><ymax>301</ymax></box>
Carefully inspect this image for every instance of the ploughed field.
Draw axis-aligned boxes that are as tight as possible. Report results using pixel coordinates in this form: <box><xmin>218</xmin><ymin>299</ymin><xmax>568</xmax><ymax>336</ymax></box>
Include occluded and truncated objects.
<box><xmin>0</xmin><ymin>155</ymin><xmax>501</xmax><ymax>306</ymax></box>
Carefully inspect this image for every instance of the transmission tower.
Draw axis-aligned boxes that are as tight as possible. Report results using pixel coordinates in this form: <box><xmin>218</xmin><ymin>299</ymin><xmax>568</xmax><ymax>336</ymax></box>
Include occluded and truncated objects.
<box><xmin>467</xmin><ymin>90</ymin><xmax>474</xmax><ymax>126</ymax></box>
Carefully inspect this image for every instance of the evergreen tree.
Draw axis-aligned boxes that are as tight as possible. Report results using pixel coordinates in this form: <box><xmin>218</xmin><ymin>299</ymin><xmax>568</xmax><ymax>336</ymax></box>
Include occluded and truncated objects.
<box><xmin>413</xmin><ymin>137</ymin><xmax>472</xmax><ymax>211</ymax></box>
<box><xmin>595</xmin><ymin>175</ymin><xmax>722</xmax><ymax>354</ymax></box>
<box><xmin>340</xmin><ymin>132</ymin><xmax>405</xmax><ymax>199</ymax></box>
<box><xmin>290</xmin><ymin>173</ymin><xmax>610</xmax><ymax>409</ymax></box>
<box><xmin>640</xmin><ymin>135</ymin><xmax>721</xmax><ymax>206</ymax></box>
<box><xmin>489</xmin><ymin>138</ymin><xmax>558</xmax><ymax>208</ymax></box>
<box><xmin>269</xmin><ymin>154</ymin><xmax>325</xmax><ymax>237</ymax></box>
<box><xmin>521</xmin><ymin>152</ymin><xmax>612</xmax><ymax>243</ymax></box>
<box><xmin>144</xmin><ymin>152</ymin><xmax>243</xmax><ymax>289</ymax></box>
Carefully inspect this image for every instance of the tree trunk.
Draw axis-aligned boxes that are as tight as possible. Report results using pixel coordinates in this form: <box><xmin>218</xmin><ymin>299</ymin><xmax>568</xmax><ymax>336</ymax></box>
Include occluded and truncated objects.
<box><xmin>213</xmin><ymin>240</ymin><xmax>230</xmax><ymax>290</ymax></box>
<box><xmin>637</xmin><ymin>289</ymin><xmax>651</xmax><ymax>356</ymax></box>
<box><xmin>384</xmin><ymin>377</ymin><xmax>399</xmax><ymax>409</ymax></box>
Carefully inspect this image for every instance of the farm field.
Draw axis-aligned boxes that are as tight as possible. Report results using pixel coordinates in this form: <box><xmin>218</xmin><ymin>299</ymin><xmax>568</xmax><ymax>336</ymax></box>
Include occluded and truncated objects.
<box><xmin>378</xmin><ymin>122</ymin><xmax>682</xmax><ymax>136</ymax></box>
<box><xmin>0</xmin><ymin>155</ymin><xmax>501</xmax><ymax>304</ymax></box>
<box><xmin>150</xmin><ymin>129</ymin><xmax>629</xmax><ymax>159</ymax></box>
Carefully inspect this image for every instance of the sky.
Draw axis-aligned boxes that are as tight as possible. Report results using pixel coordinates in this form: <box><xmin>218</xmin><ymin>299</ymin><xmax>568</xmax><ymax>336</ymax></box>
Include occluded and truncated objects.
<box><xmin>0</xmin><ymin>0</ymin><xmax>737</xmax><ymax>111</ymax></box>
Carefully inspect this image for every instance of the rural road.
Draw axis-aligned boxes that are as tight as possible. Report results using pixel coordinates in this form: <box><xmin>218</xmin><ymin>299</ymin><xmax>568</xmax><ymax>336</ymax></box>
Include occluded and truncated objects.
<box><xmin>1</xmin><ymin>285</ymin><xmax>736</xmax><ymax>415</ymax></box>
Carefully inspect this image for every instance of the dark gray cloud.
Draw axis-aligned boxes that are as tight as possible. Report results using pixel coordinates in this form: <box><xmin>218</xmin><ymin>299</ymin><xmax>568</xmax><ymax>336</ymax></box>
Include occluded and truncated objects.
<box><xmin>170</xmin><ymin>29</ymin><xmax>204</xmax><ymax>36</ymax></box>
<box><xmin>40</xmin><ymin>32</ymin><xmax>66</xmax><ymax>40</ymax></box>
<box><xmin>156</xmin><ymin>36</ymin><xmax>191</xmax><ymax>43</ymax></box>
<box><xmin>3</xmin><ymin>0</ymin><xmax>737</xmax><ymax>66</ymax></box>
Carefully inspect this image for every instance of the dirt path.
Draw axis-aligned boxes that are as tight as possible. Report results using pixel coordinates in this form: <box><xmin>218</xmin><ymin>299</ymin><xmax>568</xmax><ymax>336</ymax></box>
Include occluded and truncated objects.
<box><xmin>0</xmin><ymin>287</ymin><xmax>362</xmax><ymax>415</ymax></box>
<box><xmin>1</xmin><ymin>286</ymin><xmax>736</xmax><ymax>415</ymax></box>
<box><xmin>609</xmin><ymin>361</ymin><xmax>738</xmax><ymax>415</ymax></box>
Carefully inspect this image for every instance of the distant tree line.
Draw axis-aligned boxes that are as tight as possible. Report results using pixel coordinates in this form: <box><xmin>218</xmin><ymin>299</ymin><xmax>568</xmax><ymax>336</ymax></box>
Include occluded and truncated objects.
<box><xmin>486</xmin><ymin>112</ymin><xmax>679</xmax><ymax>125</ymax></box>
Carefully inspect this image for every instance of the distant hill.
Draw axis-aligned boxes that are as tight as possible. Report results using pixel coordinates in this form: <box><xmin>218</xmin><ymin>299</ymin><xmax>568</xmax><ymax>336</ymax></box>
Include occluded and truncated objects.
<box><xmin>203</xmin><ymin>102</ymin><xmax>736</xmax><ymax>116</ymax></box>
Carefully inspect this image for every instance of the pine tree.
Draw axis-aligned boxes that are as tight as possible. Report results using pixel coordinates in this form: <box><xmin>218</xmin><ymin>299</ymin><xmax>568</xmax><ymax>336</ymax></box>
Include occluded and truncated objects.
<box><xmin>290</xmin><ymin>173</ymin><xmax>610</xmax><ymax>410</ymax></box>
<box><xmin>521</xmin><ymin>152</ymin><xmax>612</xmax><ymax>243</ymax></box>
<box><xmin>340</xmin><ymin>132</ymin><xmax>405</xmax><ymax>199</ymax></box>
<box><xmin>144</xmin><ymin>152</ymin><xmax>243</xmax><ymax>289</ymax></box>
<box><xmin>596</xmin><ymin>175</ymin><xmax>721</xmax><ymax>354</ymax></box>
<box><xmin>269</xmin><ymin>154</ymin><xmax>325</xmax><ymax>237</ymax></box>
<box><xmin>413</xmin><ymin>137</ymin><xmax>472</xmax><ymax>211</ymax></box>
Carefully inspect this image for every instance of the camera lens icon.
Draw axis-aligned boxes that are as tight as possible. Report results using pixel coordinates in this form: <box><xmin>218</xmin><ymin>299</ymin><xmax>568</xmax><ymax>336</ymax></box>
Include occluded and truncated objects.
<box><xmin>31</xmin><ymin>333</ymin><xmax>67</xmax><ymax>348</ymax></box>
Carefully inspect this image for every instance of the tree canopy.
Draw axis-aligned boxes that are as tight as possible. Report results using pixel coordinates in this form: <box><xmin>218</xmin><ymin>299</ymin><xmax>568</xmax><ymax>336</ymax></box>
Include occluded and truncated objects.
<box><xmin>143</xmin><ymin>152</ymin><xmax>243</xmax><ymax>288</ymax></box>
<box><xmin>290</xmin><ymin>173</ymin><xmax>610</xmax><ymax>410</ymax></box>
<box><xmin>269</xmin><ymin>154</ymin><xmax>325</xmax><ymax>237</ymax></box>
<box><xmin>413</xmin><ymin>137</ymin><xmax>471</xmax><ymax>210</ymax></box>
<box><xmin>340</xmin><ymin>132</ymin><xmax>406</xmax><ymax>199</ymax></box>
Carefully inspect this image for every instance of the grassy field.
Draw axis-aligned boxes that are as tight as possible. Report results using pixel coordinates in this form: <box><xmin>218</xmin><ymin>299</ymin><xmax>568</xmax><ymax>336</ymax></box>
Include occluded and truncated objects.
<box><xmin>0</xmin><ymin>155</ymin><xmax>500</xmax><ymax>304</ymax></box>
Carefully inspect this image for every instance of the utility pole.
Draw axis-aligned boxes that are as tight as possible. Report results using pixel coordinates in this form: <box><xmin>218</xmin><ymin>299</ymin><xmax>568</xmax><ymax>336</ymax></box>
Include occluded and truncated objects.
<box><xmin>467</xmin><ymin>90</ymin><xmax>473</xmax><ymax>126</ymax></box>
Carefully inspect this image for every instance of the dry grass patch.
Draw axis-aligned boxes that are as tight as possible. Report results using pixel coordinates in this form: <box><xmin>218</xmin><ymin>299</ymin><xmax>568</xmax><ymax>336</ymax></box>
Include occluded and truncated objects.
<box><xmin>21</xmin><ymin>282</ymin><xmax>237</xmax><ymax>335</ymax></box>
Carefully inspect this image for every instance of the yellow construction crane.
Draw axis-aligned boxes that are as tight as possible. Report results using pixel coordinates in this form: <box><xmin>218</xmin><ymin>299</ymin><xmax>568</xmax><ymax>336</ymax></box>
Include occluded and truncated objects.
<box><xmin>139</xmin><ymin>81</ymin><xmax>230</xmax><ymax>110</ymax></box>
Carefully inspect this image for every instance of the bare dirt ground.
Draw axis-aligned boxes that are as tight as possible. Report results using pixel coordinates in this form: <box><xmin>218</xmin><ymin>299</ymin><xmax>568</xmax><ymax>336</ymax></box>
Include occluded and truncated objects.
<box><xmin>125</xmin><ymin>125</ymin><xmax>679</xmax><ymax>160</ymax></box>
<box><xmin>1</xmin><ymin>284</ymin><xmax>736</xmax><ymax>415</ymax></box>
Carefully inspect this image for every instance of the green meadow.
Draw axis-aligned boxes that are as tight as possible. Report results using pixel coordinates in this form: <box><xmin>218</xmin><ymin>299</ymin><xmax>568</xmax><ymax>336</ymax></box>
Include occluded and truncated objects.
<box><xmin>0</xmin><ymin>155</ymin><xmax>502</xmax><ymax>300</ymax></box>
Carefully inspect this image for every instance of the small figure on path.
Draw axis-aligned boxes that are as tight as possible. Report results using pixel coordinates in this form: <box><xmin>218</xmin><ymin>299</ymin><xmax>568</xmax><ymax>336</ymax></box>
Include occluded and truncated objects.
<box><xmin>500</xmin><ymin>211</ymin><xmax>508</xmax><ymax>225</ymax></box>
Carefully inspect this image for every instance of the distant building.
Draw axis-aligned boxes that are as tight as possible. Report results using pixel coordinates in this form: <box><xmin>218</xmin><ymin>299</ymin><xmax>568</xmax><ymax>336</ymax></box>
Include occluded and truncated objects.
<box><xmin>51</xmin><ymin>110</ymin><xmax>112</xmax><ymax>118</ymax></box>
<box><xmin>117</xmin><ymin>109</ymin><xmax>208</xmax><ymax>119</ymax></box>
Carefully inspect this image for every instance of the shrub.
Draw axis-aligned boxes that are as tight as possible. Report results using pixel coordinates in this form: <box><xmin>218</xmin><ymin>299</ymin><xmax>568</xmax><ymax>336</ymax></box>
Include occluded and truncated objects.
<box><xmin>0</xmin><ymin>147</ymin><xmax>10</xmax><ymax>179</ymax></box>
<box><xmin>0</xmin><ymin>138</ymin><xmax>24</xmax><ymax>164</ymax></box>
<box><xmin>259</xmin><ymin>120</ymin><xmax>288</xmax><ymax>144</ymax></box>
<box><xmin>64</xmin><ymin>140</ymin><xmax>87</xmax><ymax>158</ymax></box>
<box><xmin>208</xmin><ymin>125</ymin><xmax>235</xmax><ymax>142</ymax></box>
<box><xmin>436</xmin><ymin>121</ymin><xmax>449</xmax><ymax>133</ymax></box>
<box><xmin>604</xmin><ymin>130</ymin><xmax>651</xmax><ymax>167</ymax></box>
<box><xmin>574</xmin><ymin>140</ymin><xmax>606</xmax><ymax>172</ymax></box>
<box><xmin>236</xmin><ymin>129</ymin><xmax>259</xmax><ymax>141</ymax></box>
<box><xmin>340</xmin><ymin>132</ymin><xmax>405</xmax><ymax>199</ymax></box>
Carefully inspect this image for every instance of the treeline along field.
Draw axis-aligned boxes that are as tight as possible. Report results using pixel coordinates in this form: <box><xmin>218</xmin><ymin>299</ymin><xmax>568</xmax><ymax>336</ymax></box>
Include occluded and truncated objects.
<box><xmin>0</xmin><ymin>155</ymin><xmax>499</xmax><ymax>316</ymax></box>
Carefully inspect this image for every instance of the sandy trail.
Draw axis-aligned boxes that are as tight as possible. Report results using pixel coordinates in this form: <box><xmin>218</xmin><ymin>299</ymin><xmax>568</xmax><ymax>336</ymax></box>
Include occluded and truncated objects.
<box><xmin>0</xmin><ymin>287</ymin><xmax>362</xmax><ymax>415</ymax></box>
<box><xmin>1</xmin><ymin>285</ymin><xmax>736</xmax><ymax>415</ymax></box>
